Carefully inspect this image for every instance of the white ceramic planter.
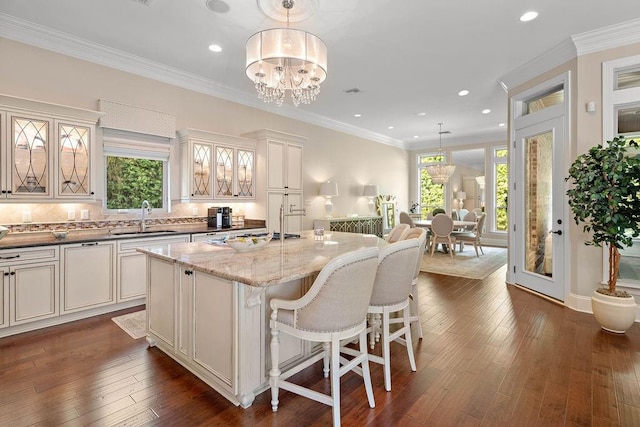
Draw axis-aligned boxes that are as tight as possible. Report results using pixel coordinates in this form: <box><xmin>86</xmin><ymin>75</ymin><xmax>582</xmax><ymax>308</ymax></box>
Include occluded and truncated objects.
<box><xmin>591</xmin><ymin>290</ymin><xmax>637</xmax><ymax>333</ymax></box>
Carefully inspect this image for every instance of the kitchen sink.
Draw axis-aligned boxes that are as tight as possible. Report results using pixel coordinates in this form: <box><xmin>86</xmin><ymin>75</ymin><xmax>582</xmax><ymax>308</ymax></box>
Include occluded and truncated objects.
<box><xmin>111</xmin><ymin>230</ymin><xmax>179</xmax><ymax>236</ymax></box>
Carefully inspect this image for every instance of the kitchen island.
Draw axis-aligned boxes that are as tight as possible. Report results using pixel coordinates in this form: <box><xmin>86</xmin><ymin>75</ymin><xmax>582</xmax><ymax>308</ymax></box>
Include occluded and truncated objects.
<box><xmin>137</xmin><ymin>231</ymin><xmax>385</xmax><ymax>408</ymax></box>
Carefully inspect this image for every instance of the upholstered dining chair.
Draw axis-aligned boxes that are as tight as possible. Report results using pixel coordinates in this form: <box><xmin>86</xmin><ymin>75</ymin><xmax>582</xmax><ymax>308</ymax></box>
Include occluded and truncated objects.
<box><xmin>399</xmin><ymin>211</ymin><xmax>415</xmax><ymax>228</ymax></box>
<box><xmin>429</xmin><ymin>214</ymin><xmax>456</xmax><ymax>259</ymax></box>
<box><xmin>454</xmin><ymin>213</ymin><xmax>486</xmax><ymax>257</ymax></box>
<box><xmin>268</xmin><ymin>247</ymin><xmax>379</xmax><ymax>427</ymax></box>
<box><xmin>385</xmin><ymin>223</ymin><xmax>410</xmax><ymax>243</ymax></box>
<box><xmin>399</xmin><ymin>227</ymin><xmax>427</xmax><ymax>338</ymax></box>
<box><xmin>364</xmin><ymin>239</ymin><xmax>421</xmax><ymax>392</ymax></box>
<box><xmin>427</xmin><ymin>207</ymin><xmax>446</xmax><ymax>220</ymax></box>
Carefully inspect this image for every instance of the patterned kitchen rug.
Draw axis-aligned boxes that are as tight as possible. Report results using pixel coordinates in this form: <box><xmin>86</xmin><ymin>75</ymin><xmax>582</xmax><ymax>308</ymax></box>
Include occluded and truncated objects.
<box><xmin>420</xmin><ymin>245</ymin><xmax>507</xmax><ymax>279</ymax></box>
<box><xmin>112</xmin><ymin>310</ymin><xmax>146</xmax><ymax>339</ymax></box>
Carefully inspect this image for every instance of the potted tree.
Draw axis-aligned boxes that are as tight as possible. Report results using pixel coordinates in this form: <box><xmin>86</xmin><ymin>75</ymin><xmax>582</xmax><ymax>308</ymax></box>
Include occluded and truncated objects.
<box><xmin>566</xmin><ymin>136</ymin><xmax>640</xmax><ymax>333</ymax></box>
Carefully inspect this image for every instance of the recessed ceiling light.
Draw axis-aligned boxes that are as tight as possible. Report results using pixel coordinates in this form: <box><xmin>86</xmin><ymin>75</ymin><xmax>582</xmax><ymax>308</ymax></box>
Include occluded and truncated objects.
<box><xmin>417</xmin><ymin>112</ymin><xmax>426</xmax><ymax>116</ymax></box>
<box><xmin>520</xmin><ymin>11</ymin><xmax>538</xmax><ymax>22</ymax></box>
<box><xmin>208</xmin><ymin>44</ymin><xmax>222</xmax><ymax>52</ymax></box>
<box><xmin>458</xmin><ymin>90</ymin><xmax>469</xmax><ymax>97</ymax></box>
<box><xmin>482</xmin><ymin>109</ymin><xmax>491</xmax><ymax>114</ymax></box>
<box><xmin>413</xmin><ymin>135</ymin><xmax>419</xmax><ymax>139</ymax></box>
<box><xmin>498</xmin><ymin>123</ymin><xmax>506</xmax><ymax>127</ymax></box>
<box><xmin>387</xmin><ymin>126</ymin><xmax>394</xmax><ymax>130</ymax></box>
<box><xmin>354</xmin><ymin>113</ymin><xmax>362</xmax><ymax>118</ymax></box>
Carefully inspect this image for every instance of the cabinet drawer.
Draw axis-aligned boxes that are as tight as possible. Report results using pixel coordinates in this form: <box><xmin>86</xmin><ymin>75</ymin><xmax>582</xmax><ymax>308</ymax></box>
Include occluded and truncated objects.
<box><xmin>0</xmin><ymin>246</ymin><xmax>59</xmax><ymax>265</ymax></box>
<box><xmin>118</xmin><ymin>235</ymin><xmax>189</xmax><ymax>253</ymax></box>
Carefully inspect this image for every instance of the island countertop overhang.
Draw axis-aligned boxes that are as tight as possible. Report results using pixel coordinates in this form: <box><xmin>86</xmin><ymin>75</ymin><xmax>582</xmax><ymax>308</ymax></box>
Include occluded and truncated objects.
<box><xmin>137</xmin><ymin>231</ymin><xmax>386</xmax><ymax>287</ymax></box>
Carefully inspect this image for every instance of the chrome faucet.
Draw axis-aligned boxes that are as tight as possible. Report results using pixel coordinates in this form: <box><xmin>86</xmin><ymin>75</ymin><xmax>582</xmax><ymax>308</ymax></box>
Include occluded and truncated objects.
<box><xmin>279</xmin><ymin>192</ymin><xmax>306</xmax><ymax>242</ymax></box>
<box><xmin>141</xmin><ymin>200</ymin><xmax>152</xmax><ymax>232</ymax></box>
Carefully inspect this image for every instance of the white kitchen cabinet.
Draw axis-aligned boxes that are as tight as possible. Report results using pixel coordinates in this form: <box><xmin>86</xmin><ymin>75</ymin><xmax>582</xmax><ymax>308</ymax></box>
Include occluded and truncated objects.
<box><xmin>178</xmin><ymin>128</ymin><xmax>256</xmax><ymax>202</ymax></box>
<box><xmin>0</xmin><ymin>246</ymin><xmax>59</xmax><ymax>326</ymax></box>
<box><xmin>60</xmin><ymin>241</ymin><xmax>115</xmax><ymax>313</ymax></box>
<box><xmin>117</xmin><ymin>234</ymin><xmax>189</xmax><ymax>302</ymax></box>
<box><xmin>147</xmin><ymin>256</ymin><xmax>176</xmax><ymax>348</ymax></box>
<box><xmin>0</xmin><ymin>95</ymin><xmax>101</xmax><ymax>201</ymax></box>
<box><xmin>243</xmin><ymin>129</ymin><xmax>307</xmax><ymax>233</ymax></box>
<box><xmin>0</xmin><ymin>265</ymin><xmax>8</xmax><ymax>329</ymax></box>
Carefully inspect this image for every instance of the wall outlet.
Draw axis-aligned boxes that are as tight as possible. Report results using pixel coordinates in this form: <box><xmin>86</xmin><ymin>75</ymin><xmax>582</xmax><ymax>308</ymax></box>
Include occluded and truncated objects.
<box><xmin>80</xmin><ymin>209</ymin><xmax>89</xmax><ymax>220</ymax></box>
<box><xmin>192</xmin><ymin>207</ymin><xmax>199</xmax><ymax>216</ymax></box>
<box><xmin>67</xmin><ymin>210</ymin><xmax>76</xmax><ymax>220</ymax></box>
<box><xmin>22</xmin><ymin>211</ymin><xmax>32</xmax><ymax>223</ymax></box>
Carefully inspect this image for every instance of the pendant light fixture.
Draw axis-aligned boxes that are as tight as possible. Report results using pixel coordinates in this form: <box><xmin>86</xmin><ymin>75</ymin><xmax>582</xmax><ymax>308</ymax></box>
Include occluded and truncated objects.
<box><xmin>245</xmin><ymin>0</ymin><xmax>327</xmax><ymax>107</ymax></box>
<box><xmin>426</xmin><ymin>123</ymin><xmax>456</xmax><ymax>184</ymax></box>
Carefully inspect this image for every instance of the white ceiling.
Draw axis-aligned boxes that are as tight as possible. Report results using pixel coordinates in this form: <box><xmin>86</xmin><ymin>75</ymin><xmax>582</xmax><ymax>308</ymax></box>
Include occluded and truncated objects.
<box><xmin>1</xmin><ymin>0</ymin><xmax>640</xmax><ymax>150</ymax></box>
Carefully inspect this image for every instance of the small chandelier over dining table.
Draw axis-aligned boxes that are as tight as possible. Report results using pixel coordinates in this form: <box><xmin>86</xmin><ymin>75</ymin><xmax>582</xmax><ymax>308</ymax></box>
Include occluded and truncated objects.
<box><xmin>245</xmin><ymin>0</ymin><xmax>328</xmax><ymax>107</ymax></box>
<box><xmin>426</xmin><ymin>123</ymin><xmax>456</xmax><ymax>184</ymax></box>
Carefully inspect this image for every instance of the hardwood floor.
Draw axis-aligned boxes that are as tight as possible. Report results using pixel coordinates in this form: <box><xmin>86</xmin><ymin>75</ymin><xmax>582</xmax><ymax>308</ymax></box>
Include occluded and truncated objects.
<box><xmin>2</xmin><ymin>266</ymin><xmax>640</xmax><ymax>426</ymax></box>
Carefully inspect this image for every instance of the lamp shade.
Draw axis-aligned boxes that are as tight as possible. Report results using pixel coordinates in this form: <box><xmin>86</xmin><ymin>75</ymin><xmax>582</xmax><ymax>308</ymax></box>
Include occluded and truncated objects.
<box><xmin>457</xmin><ymin>191</ymin><xmax>467</xmax><ymax>200</ymax></box>
<box><xmin>319</xmin><ymin>181</ymin><xmax>339</xmax><ymax>197</ymax></box>
<box><xmin>363</xmin><ymin>184</ymin><xmax>378</xmax><ymax>197</ymax></box>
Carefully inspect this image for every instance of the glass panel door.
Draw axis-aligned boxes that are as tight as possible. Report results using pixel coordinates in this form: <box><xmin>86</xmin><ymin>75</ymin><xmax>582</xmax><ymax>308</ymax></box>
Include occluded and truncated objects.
<box><xmin>215</xmin><ymin>146</ymin><xmax>234</xmax><ymax>198</ymax></box>
<box><xmin>58</xmin><ymin>123</ymin><xmax>90</xmax><ymax>196</ymax></box>
<box><xmin>514</xmin><ymin>116</ymin><xmax>565</xmax><ymax>301</ymax></box>
<box><xmin>192</xmin><ymin>142</ymin><xmax>211</xmax><ymax>197</ymax></box>
<box><xmin>12</xmin><ymin>116</ymin><xmax>50</xmax><ymax>196</ymax></box>
<box><xmin>236</xmin><ymin>149</ymin><xmax>254</xmax><ymax>198</ymax></box>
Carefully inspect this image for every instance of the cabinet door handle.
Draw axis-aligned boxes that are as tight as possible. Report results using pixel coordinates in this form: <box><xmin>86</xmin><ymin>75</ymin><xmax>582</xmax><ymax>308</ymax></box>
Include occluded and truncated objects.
<box><xmin>0</xmin><ymin>254</ymin><xmax>20</xmax><ymax>260</ymax></box>
<box><xmin>82</xmin><ymin>242</ymin><xmax>99</xmax><ymax>246</ymax></box>
<box><xmin>10</xmin><ymin>271</ymin><xmax>15</xmax><ymax>276</ymax></box>
<box><xmin>3</xmin><ymin>272</ymin><xmax>9</xmax><ymax>276</ymax></box>
<box><xmin>184</xmin><ymin>270</ymin><xmax>193</xmax><ymax>276</ymax></box>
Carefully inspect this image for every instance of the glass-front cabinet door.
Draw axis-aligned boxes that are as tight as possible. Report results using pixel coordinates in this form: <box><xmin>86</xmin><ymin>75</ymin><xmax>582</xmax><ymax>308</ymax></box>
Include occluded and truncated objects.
<box><xmin>215</xmin><ymin>146</ymin><xmax>234</xmax><ymax>198</ymax></box>
<box><xmin>11</xmin><ymin>115</ymin><xmax>52</xmax><ymax>198</ymax></box>
<box><xmin>192</xmin><ymin>142</ymin><xmax>213</xmax><ymax>199</ymax></box>
<box><xmin>57</xmin><ymin>123</ymin><xmax>92</xmax><ymax>198</ymax></box>
<box><xmin>236</xmin><ymin>149</ymin><xmax>254</xmax><ymax>198</ymax></box>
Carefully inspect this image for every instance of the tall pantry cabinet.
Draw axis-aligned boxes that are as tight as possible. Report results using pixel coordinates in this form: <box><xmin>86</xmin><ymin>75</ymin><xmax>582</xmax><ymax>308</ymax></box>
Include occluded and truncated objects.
<box><xmin>243</xmin><ymin>130</ymin><xmax>307</xmax><ymax>234</ymax></box>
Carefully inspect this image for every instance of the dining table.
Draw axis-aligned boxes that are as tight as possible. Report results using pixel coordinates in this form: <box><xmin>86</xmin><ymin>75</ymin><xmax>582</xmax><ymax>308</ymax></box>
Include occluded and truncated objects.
<box><xmin>413</xmin><ymin>219</ymin><xmax>478</xmax><ymax>252</ymax></box>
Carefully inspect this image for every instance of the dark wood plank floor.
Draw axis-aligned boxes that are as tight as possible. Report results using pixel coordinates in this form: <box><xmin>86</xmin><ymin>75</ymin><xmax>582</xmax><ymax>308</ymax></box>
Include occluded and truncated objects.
<box><xmin>2</xmin><ymin>265</ymin><xmax>640</xmax><ymax>426</ymax></box>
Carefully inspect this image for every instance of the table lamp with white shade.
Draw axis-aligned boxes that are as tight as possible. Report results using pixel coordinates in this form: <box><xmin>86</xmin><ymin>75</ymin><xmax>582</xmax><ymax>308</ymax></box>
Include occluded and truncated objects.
<box><xmin>456</xmin><ymin>191</ymin><xmax>466</xmax><ymax>217</ymax></box>
<box><xmin>363</xmin><ymin>184</ymin><xmax>379</xmax><ymax>214</ymax></box>
<box><xmin>319</xmin><ymin>181</ymin><xmax>339</xmax><ymax>217</ymax></box>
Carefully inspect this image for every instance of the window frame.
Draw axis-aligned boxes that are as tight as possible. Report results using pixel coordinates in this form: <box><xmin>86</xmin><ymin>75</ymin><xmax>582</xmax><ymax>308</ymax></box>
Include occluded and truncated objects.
<box><xmin>102</xmin><ymin>129</ymin><xmax>171</xmax><ymax>214</ymax></box>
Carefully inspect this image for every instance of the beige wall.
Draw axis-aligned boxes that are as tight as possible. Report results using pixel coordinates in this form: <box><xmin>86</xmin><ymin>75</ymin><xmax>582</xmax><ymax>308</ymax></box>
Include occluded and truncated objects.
<box><xmin>0</xmin><ymin>38</ymin><xmax>409</xmax><ymax>229</ymax></box>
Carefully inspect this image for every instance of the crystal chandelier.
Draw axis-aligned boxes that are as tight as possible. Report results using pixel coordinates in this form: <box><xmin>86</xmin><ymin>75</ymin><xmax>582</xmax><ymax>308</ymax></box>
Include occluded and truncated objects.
<box><xmin>245</xmin><ymin>0</ymin><xmax>327</xmax><ymax>107</ymax></box>
<box><xmin>426</xmin><ymin>123</ymin><xmax>456</xmax><ymax>184</ymax></box>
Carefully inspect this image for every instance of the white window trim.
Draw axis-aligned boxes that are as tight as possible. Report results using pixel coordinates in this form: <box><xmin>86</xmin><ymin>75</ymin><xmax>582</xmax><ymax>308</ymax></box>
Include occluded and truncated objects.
<box><xmin>602</xmin><ymin>54</ymin><xmax>640</xmax><ymax>290</ymax></box>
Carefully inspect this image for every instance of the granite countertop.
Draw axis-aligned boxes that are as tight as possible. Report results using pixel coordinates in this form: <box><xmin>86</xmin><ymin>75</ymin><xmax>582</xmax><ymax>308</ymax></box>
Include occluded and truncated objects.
<box><xmin>0</xmin><ymin>224</ymin><xmax>267</xmax><ymax>250</ymax></box>
<box><xmin>137</xmin><ymin>230</ymin><xmax>386</xmax><ymax>287</ymax></box>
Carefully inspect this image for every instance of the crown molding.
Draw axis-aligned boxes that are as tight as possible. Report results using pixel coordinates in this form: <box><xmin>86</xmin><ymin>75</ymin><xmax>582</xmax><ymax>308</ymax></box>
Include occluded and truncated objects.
<box><xmin>498</xmin><ymin>38</ymin><xmax>576</xmax><ymax>92</ymax></box>
<box><xmin>0</xmin><ymin>13</ymin><xmax>403</xmax><ymax>149</ymax></box>
<box><xmin>572</xmin><ymin>17</ymin><xmax>640</xmax><ymax>56</ymax></box>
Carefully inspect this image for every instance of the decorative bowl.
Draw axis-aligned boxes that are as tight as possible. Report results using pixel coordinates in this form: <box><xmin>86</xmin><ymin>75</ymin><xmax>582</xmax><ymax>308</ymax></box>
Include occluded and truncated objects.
<box><xmin>225</xmin><ymin>233</ymin><xmax>272</xmax><ymax>252</ymax></box>
<box><xmin>51</xmin><ymin>230</ymin><xmax>68</xmax><ymax>239</ymax></box>
<box><xmin>0</xmin><ymin>226</ymin><xmax>8</xmax><ymax>240</ymax></box>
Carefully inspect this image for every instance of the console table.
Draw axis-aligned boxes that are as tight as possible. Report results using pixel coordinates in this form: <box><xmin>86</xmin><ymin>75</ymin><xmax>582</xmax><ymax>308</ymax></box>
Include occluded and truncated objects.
<box><xmin>313</xmin><ymin>216</ymin><xmax>383</xmax><ymax>238</ymax></box>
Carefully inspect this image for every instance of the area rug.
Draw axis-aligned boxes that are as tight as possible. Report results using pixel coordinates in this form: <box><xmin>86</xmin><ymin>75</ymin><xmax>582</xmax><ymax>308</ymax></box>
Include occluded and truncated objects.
<box><xmin>112</xmin><ymin>310</ymin><xmax>146</xmax><ymax>339</ymax></box>
<box><xmin>420</xmin><ymin>246</ymin><xmax>507</xmax><ymax>279</ymax></box>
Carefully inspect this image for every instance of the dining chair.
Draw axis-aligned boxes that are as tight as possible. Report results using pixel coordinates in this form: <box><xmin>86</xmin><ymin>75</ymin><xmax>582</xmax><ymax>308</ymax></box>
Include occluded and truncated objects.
<box><xmin>364</xmin><ymin>239</ymin><xmax>421</xmax><ymax>392</ymax></box>
<box><xmin>429</xmin><ymin>214</ymin><xmax>456</xmax><ymax>259</ymax></box>
<box><xmin>454</xmin><ymin>212</ymin><xmax>486</xmax><ymax>257</ymax></box>
<box><xmin>385</xmin><ymin>223</ymin><xmax>410</xmax><ymax>243</ymax></box>
<box><xmin>399</xmin><ymin>211</ymin><xmax>415</xmax><ymax>228</ymax></box>
<box><xmin>269</xmin><ymin>247</ymin><xmax>379</xmax><ymax>427</ymax></box>
<box><xmin>399</xmin><ymin>227</ymin><xmax>427</xmax><ymax>338</ymax></box>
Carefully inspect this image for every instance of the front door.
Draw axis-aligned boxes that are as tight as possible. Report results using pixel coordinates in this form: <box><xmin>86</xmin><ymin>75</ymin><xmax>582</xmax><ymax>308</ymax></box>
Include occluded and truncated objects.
<box><xmin>513</xmin><ymin>116</ymin><xmax>565</xmax><ymax>301</ymax></box>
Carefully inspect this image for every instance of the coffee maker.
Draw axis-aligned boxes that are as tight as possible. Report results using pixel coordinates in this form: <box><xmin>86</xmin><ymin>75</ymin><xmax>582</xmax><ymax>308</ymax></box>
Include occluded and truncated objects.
<box><xmin>207</xmin><ymin>207</ymin><xmax>232</xmax><ymax>228</ymax></box>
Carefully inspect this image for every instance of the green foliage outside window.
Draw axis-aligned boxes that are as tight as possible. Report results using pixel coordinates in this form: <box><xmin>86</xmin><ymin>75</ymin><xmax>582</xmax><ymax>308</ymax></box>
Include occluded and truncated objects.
<box><xmin>419</xmin><ymin>168</ymin><xmax>444</xmax><ymax>218</ymax></box>
<box><xmin>495</xmin><ymin>163</ymin><xmax>509</xmax><ymax>231</ymax></box>
<box><xmin>106</xmin><ymin>156</ymin><xmax>164</xmax><ymax>209</ymax></box>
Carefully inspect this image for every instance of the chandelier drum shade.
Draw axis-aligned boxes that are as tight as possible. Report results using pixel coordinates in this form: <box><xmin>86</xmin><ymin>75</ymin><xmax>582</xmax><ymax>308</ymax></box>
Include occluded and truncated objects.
<box><xmin>246</xmin><ymin>1</ymin><xmax>327</xmax><ymax>107</ymax></box>
<box><xmin>426</xmin><ymin>123</ymin><xmax>456</xmax><ymax>184</ymax></box>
